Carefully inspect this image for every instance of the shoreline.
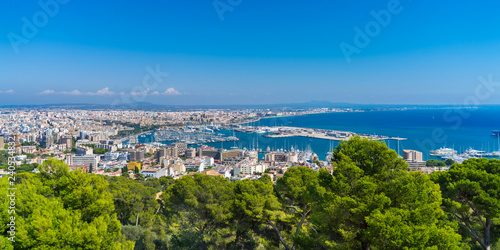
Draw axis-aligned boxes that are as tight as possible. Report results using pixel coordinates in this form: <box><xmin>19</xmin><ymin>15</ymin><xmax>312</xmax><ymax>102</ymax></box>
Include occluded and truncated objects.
<box><xmin>231</xmin><ymin>111</ymin><xmax>337</xmax><ymax>126</ymax></box>
<box><xmin>241</xmin><ymin>125</ymin><xmax>407</xmax><ymax>142</ymax></box>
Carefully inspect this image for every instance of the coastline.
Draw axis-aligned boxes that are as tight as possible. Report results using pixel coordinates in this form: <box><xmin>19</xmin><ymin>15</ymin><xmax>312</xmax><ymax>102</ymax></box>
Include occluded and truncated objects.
<box><xmin>232</xmin><ymin>111</ymin><xmax>337</xmax><ymax>126</ymax></box>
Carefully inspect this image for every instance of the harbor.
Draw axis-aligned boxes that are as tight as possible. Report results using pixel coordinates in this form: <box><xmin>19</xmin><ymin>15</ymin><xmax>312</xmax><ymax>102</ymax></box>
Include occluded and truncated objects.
<box><xmin>430</xmin><ymin>132</ymin><xmax>500</xmax><ymax>163</ymax></box>
<box><xmin>231</xmin><ymin>125</ymin><xmax>407</xmax><ymax>141</ymax></box>
<box><xmin>154</xmin><ymin>126</ymin><xmax>238</xmax><ymax>144</ymax></box>
<box><xmin>430</xmin><ymin>147</ymin><xmax>500</xmax><ymax>163</ymax></box>
<box><xmin>128</xmin><ymin>122</ymin><xmax>500</xmax><ymax>162</ymax></box>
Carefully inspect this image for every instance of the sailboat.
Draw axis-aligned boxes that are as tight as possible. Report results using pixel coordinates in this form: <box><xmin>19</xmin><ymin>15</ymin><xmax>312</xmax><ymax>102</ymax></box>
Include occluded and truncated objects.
<box><xmin>326</xmin><ymin>140</ymin><xmax>333</xmax><ymax>163</ymax></box>
<box><xmin>489</xmin><ymin>132</ymin><xmax>500</xmax><ymax>157</ymax></box>
<box><xmin>230</xmin><ymin>129</ymin><xmax>238</xmax><ymax>149</ymax></box>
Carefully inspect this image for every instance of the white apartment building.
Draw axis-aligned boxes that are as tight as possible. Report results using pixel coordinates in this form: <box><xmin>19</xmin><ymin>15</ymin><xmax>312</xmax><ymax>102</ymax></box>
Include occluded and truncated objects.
<box><xmin>66</xmin><ymin>154</ymin><xmax>99</xmax><ymax>167</ymax></box>
<box><xmin>141</xmin><ymin>168</ymin><xmax>167</xmax><ymax>178</ymax></box>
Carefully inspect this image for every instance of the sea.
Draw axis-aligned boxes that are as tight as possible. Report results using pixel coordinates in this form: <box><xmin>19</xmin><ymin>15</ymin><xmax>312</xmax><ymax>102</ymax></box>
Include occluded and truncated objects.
<box><xmin>138</xmin><ymin>106</ymin><xmax>500</xmax><ymax>161</ymax></box>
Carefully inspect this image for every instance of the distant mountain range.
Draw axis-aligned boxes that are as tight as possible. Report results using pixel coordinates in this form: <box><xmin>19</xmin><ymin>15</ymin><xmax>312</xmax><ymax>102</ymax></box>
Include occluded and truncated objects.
<box><xmin>1</xmin><ymin>101</ymin><xmax>498</xmax><ymax>111</ymax></box>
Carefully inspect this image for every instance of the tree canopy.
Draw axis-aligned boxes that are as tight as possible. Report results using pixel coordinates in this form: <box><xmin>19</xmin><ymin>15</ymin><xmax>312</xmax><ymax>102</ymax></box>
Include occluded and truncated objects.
<box><xmin>3</xmin><ymin>137</ymin><xmax>499</xmax><ymax>249</ymax></box>
<box><xmin>432</xmin><ymin>158</ymin><xmax>500</xmax><ymax>249</ymax></box>
<box><xmin>0</xmin><ymin>158</ymin><xmax>134</xmax><ymax>249</ymax></box>
<box><xmin>310</xmin><ymin>136</ymin><xmax>463</xmax><ymax>249</ymax></box>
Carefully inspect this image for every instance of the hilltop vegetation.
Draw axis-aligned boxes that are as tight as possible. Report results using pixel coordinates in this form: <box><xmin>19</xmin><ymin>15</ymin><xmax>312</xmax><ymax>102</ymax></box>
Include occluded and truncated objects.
<box><xmin>1</xmin><ymin>137</ymin><xmax>499</xmax><ymax>249</ymax></box>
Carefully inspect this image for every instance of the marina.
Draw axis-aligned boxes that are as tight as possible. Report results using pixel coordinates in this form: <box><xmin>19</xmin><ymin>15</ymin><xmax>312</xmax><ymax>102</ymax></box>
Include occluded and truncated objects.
<box><xmin>431</xmin><ymin>147</ymin><xmax>500</xmax><ymax>163</ymax></box>
<box><xmin>430</xmin><ymin>133</ymin><xmax>500</xmax><ymax>163</ymax></box>
<box><xmin>125</xmin><ymin>113</ymin><xmax>500</xmax><ymax>162</ymax></box>
<box><xmin>154</xmin><ymin>126</ymin><xmax>238</xmax><ymax>145</ymax></box>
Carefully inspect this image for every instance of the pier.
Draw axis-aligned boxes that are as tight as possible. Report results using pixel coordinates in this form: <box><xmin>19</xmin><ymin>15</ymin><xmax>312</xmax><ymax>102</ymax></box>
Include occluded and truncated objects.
<box><xmin>241</xmin><ymin>125</ymin><xmax>407</xmax><ymax>141</ymax></box>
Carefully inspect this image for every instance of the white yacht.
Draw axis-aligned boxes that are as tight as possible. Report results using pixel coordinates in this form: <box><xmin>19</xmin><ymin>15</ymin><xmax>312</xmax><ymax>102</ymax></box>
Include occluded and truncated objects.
<box><xmin>430</xmin><ymin>147</ymin><xmax>457</xmax><ymax>156</ymax></box>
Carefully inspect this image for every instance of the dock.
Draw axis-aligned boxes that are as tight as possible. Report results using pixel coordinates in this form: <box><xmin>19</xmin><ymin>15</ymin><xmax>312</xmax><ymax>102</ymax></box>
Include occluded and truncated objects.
<box><xmin>252</xmin><ymin>126</ymin><xmax>407</xmax><ymax>141</ymax></box>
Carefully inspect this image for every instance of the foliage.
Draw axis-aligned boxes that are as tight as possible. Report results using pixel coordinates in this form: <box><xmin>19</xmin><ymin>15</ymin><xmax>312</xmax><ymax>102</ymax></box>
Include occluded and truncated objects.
<box><xmin>15</xmin><ymin>163</ymin><xmax>38</xmax><ymax>173</ymax></box>
<box><xmin>431</xmin><ymin>158</ymin><xmax>500</xmax><ymax>249</ymax></box>
<box><xmin>313</xmin><ymin>160</ymin><xmax>321</xmax><ymax>167</ymax></box>
<box><xmin>231</xmin><ymin>176</ymin><xmax>284</xmax><ymax>249</ymax></box>
<box><xmin>0</xmin><ymin>162</ymin><xmax>34</xmax><ymax>172</ymax></box>
<box><xmin>16</xmin><ymin>153</ymin><xmax>35</xmax><ymax>159</ymax></box>
<box><xmin>93</xmin><ymin>148</ymin><xmax>110</xmax><ymax>155</ymax></box>
<box><xmin>0</xmin><ymin>158</ymin><xmax>134</xmax><ymax>249</ymax></box>
<box><xmin>427</xmin><ymin>159</ymin><xmax>447</xmax><ymax>167</ymax></box>
<box><xmin>331</xmin><ymin>136</ymin><xmax>408</xmax><ymax>175</ymax></box>
<box><xmin>3</xmin><ymin>137</ymin><xmax>495</xmax><ymax>249</ymax></box>
<box><xmin>162</xmin><ymin>174</ymin><xmax>234</xmax><ymax>249</ymax></box>
<box><xmin>110</xmin><ymin>121</ymin><xmax>163</xmax><ymax>138</ymax></box>
<box><xmin>20</xmin><ymin>142</ymin><xmax>37</xmax><ymax>147</ymax></box>
<box><xmin>314</xmin><ymin>136</ymin><xmax>463</xmax><ymax>249</ymax></box>
<box><xmin>135</xmin><ymin>173</ymin><xmax>145</xmax><ymax>181</ymax></box>
<box><xmin>0</xmin><ymin>151</ymin><xmax>9</xmax><ymax>165</ymax></box>
<box><xmin>107</xmin><ymin>176</ymin><xmax>159</xmax><ymax>227</ymax></box>
<box><xmin>275</xmin><ymin>167</ymin><xmax>324</xmax><ymax>249</ymax></box>
<box><xmin>445</xmin><ymin>158</ymin><xmax>455</xmax><ymax>166</ymax></box>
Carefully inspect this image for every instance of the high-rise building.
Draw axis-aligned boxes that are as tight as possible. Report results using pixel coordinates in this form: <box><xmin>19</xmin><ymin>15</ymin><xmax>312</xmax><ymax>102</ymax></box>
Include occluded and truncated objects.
<box><xmin>79</xmin><ymin>131</ymin><xmax>88</xmax><ymax>140</ymax></box>
<box><xmin>170</xmin><ymin>142</ymin><xmax>187</xmax><ymax>155</ymax></box>
<box><xmin>25</xmin><ymin>134</ymin><xmax>37</xmax><ymax>142</ymax></box>
<box><xmin>130</xmin><ymin>150</ymin><xmax>145</xmax><ymax>162</ymax></box>
<box><xmin>43</xmin><ymin>133</ymin><xmax>54</xmax><ymax>148</ymax></box>
<box><xmin>403</xmin><ymin>149</ymin><xmax>426</xmax><ymax>171</ymax></box>
<box><xmin>157</xmin><ymin>146</ymin><xmax>179</xmax><ymax>161</ymax></box>
<box><xmin>185</xmin><ymin>148</ymin><xmax>196</xmax><ymax>158</ymax></box>
<box><xmin>403</xmin><ymin>150</ymin><xmax>423</xmax><ymax>162</ymax></box>
<box><xmin>60</xmin><ymin>136</ymin><xmax>73</xmax><ymax>149</ymax></box>
<box><xmin>12</xmin><ymin>134</ymin><xmax>22</xmax><ymax>144</ymax></box>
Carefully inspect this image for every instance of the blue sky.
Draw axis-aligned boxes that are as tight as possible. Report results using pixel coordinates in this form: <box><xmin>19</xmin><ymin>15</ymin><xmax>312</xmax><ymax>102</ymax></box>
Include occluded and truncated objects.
<box><xmin>1</xmin><ymin>0</ymin><xmax>500</xmax><ymax>105</ymax></box>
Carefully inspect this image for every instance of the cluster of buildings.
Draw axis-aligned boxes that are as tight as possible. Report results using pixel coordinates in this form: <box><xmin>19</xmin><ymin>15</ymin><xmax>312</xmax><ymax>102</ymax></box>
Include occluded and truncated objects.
<box><xmin>403</xmin><ymin>149</ymin><xmax>449</xmax><ymax>174</ymax></box>
<box><xmin>0</xmin><ymin>108</ymin><xmax>332</xmax><ymax>181</ymax></box>
<box><xmin>2</xmin><ymin>108</ymin><xmax>452</xmax><ymax>181</ymax></box>
<box><xmin>118</xmin><ymin>142</ymin><xmax>321</xmax><ymax>181</ymax></box>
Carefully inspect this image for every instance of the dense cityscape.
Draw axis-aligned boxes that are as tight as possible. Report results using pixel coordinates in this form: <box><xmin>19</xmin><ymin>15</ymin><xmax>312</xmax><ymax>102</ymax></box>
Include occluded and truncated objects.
<box><xmin>3</xmin><ymin>0</ymin><xmax>500</xmax><ymax>249</ymax></box>
<box><xmin>3</xmin><ymin>106</ymin><xmax>500</xmax><ymax>248</ymax></box>
<box><xmin>0</xmin><ymin>107</ymin><xmax>455</xmax><ymax>181</ymax></box>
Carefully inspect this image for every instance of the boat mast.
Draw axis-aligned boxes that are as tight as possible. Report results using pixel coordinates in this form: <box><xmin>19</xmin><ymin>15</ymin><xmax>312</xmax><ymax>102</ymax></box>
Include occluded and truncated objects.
<box><xmin>256</xmin><ymin>134</ymin><xmax>259</xmax><ymax>151</ymax></box>
<box><xmin>397</xmin><ymin>139</ymin><xmax>400</xmax><ymax>156</ymax></box>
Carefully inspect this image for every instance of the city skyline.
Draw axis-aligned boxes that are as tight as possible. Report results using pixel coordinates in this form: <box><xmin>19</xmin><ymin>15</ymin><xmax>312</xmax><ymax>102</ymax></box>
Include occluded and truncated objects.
<box><xmin>4</xmin><ymin>2</ymin><xmax>500</xmax><ymax>249</ymax></box>
<box><xmin>2</xmin><ymin>1</ymin><xmax>500</xmax><ymax>105</ymax></box>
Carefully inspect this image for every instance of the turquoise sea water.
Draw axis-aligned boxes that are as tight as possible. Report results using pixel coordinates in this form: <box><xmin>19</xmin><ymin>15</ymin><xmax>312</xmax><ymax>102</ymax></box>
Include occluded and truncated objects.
<box><xmin>140</xmin><ymin>107</ymin><xmax>500</xmax><ymax>161</ymax></box>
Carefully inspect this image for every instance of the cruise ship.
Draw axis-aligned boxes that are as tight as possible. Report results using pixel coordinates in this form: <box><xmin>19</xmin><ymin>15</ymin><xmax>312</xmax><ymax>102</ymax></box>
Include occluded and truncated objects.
<box><xmin>429</xmin><ymin>147</ymin><xmax>457</xmax><ymax>156</ymax></box>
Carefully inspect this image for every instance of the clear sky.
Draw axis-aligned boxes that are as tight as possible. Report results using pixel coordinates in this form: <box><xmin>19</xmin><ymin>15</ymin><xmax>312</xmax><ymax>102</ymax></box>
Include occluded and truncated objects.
<box><xmin>1</xmin><ymin>0</ymin><xmax>500</xmax><ymax>106</ymax></box>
